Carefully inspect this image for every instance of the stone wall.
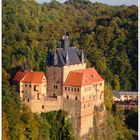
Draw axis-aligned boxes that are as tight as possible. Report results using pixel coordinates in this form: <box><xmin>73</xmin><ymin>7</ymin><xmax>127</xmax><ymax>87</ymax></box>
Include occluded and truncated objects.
<box><xmin>25</xmin><ymin>95</ymin><xmax>62</xmax><ymax>114</ymax></box>
<box><xmin>62</xmin><ymin>63</ymin><xmax>86</xmax><ymax>83</ymax></box>
<box><xmin>63</xmin><ymin>81</ymin><xmax>105</xmax><ymax>137</ymax></box>
<box><xmin>46</xmin><ymin>66</ymin><xmax>62</xmax><ymax>96</ymax></box>
<box><xmin>20</xmin><ymin>75</ymin><xmax>47</xmax><ymax>102</ymax></box>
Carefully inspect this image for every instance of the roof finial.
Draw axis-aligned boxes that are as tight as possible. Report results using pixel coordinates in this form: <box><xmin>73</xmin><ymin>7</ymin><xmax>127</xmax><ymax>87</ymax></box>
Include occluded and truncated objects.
<box><xmin>62</xmin><ymin>32</ymin><xmax>68</xmax><ymax>39</ymax></box>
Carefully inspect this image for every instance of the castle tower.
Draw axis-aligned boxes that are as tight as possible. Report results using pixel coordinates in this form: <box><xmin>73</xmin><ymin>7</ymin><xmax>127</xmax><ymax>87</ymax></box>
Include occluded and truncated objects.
<box><xmin>46</xmin><ymin>34</ymin><xmax>86</xmax><ymax>97</ymax></box>
<box><xmin>63</xmin><ymin>68</ymin><xmax>104</xmax><ymax>137</ymax></box>
<box><xmin>46</xmin><ymin>35</ymin><xmax>105</xmax><ymax>138</ymax></box>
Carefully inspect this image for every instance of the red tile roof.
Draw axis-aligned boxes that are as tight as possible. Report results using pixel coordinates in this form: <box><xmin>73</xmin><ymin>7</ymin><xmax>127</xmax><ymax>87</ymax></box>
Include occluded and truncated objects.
<box><xmin>64</xmin><ymin>68</ymin><xmax>104</xmax><ymax>87</ymax></box>
<box><xmin>13</xmin><ymin>71</ymin><xmax>46</xmax><ymax>84</ymax></box>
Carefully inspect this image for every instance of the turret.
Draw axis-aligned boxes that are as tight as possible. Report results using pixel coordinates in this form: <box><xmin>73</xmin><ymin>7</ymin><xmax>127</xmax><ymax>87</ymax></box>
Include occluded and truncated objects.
<box><xmin>61</xmin><ymin>34</ymin><xmax>70</xmax><ymax>52</ymax></box>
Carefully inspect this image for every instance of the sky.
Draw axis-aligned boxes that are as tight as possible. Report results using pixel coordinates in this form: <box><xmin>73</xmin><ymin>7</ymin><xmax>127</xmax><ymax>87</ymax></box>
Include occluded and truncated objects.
<box><xmin>37</xmin><ymin>0</ymin><xmax>138</xmax><ymax>6</ymax></box>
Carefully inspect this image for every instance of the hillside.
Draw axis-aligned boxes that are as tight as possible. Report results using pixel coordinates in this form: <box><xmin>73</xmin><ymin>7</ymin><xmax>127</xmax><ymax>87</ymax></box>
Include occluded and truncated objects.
<box><xmin>2</xmin><ymin>0</ymin><xmax>138</xmax><ymax>140</ymax></box>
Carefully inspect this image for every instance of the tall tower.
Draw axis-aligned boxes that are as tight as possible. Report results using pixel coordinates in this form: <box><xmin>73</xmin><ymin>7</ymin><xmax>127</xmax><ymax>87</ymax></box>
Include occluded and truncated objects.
<box><xmin>46</xmin><ymin>34</ymin><xmax>86</xmax><ymax>97</ymax></box>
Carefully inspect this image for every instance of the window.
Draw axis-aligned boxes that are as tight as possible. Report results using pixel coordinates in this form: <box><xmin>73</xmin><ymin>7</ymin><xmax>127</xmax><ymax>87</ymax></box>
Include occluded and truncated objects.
<box><xmin>21</xmin><ymin>91</ymin><xmax>24</xmax><ymax>93</ymax></box>
<box><xmin>44</xmin><ymin>84</ymin><xmax>46</xmax><ymax>87</ymax></box>
<box><xmin>29</xmin><ymin>85</ymin><xmax>31</xmax><ymax>88</ymax></box>
<box><xmin>34</xmin><ymin>85</ymin><xmax>36</xmax><ymax>91</ymax></box>
<box><xmin>25</xmin><ymin>84</ymin><xmax>27</xmax><ymax>87</ymax></box>
<box><xmin>75</xmin><ymin>96</ymin><xmax>78</xmax><ymax>101</ymax></box>
<box><xmin>27</xmin><ymin>99</ymin><xmax>29</xmax><ymax>102</ymax></box>
<box><xmin>42</xmin><ymin>105</ymin><xmax>44</xmax><ymax>109</ymax></box>
<box><xmin>124</xmin><ymin>96</ymin><xmax>127</xmax><ymax>98</ymax></box>
<box><xmin>77</xmin><ymin>88</ymin><xmax>79</xmax><ymax>92</ymax></box>
<box><xmin>68</xmin><ymin>87</ymin><xmax>70</xmax><ymax>91</ymax></box>
<box><xmin>100</xmin><ymin>83</ymin><xmax>102</xmax><ymax>87</ymax></box>
<box><xmin>67</xmin><ymin>95</ymin><xmax>69</xmax><ymax>99</ymax></box>
<box><xmin>54</xmin><ymin>85</ymin><xmax>58</xmax><ymax>89</ymax></box>
<box><xmin>37</xmin><ymin>93</ymin><xmax>40</xmax><ymax>100</ymax></box>
<box><xmin>65</xmin><ymin>87</ymin><xmax>67</xmax><ymax>91</ymax></box>
<box><xmin>84</xmin><ymin>104</ymin><xmax>86</xmax><ymax>108</ymax></box>
<box><xmin>74</xmin><ymin>88</ymin><xmax>76</xmax><ymax>92</ymax></box>
<box><xmin>83</xmin><ymin>97</ymin><xmax>84</xmax><ymax>100</ymax></box>
<box><xmin>71</xmin><ymin>88</ymin><xmax>73</xmax><ymax>91</ymax></box>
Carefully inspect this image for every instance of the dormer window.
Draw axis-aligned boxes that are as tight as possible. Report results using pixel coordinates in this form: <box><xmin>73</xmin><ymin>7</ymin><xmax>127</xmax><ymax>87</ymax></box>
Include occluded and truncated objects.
<box><xmin>91</xmin><ymin>74</ymin><xmax>95</xmax><ymax>78</ymax></box>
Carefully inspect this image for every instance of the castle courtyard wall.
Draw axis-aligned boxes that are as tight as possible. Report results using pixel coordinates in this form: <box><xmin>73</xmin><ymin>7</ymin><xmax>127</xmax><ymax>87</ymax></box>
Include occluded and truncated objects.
<box><xmin>25</xmin><ymin>96</ymin><xmax>62</xmax><ymax>114</ymax></box>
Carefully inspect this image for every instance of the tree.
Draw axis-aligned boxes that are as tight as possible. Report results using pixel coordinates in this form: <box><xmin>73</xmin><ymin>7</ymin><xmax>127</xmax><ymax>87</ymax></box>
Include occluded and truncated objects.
<box><xmin>125</xmin><ymin>108</ymin><xmax>138</xmax><ymax>131</ymax></box>
<box><xmin>2</xmin><ymin>112</ymin><xmax>10</xmax><ymax>140</ymax></box>
<box><xmin>104</xmin><ymin>84</ymin><xmax>114</xmax><ymax>111</ymax></box>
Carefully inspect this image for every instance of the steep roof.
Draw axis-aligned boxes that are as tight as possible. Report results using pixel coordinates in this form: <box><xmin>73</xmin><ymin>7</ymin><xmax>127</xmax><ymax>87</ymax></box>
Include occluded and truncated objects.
<box><xmin>56</xmin><ymin>47</ymin><xmax>82</xmax><ymax>66</ymax></box>
<box><xmin>64</xmin><ymin>68</ymin><xmax>104</xmax><ymax>87</ymax></box>
<box><xmin>13</xmin><ymin>71</ymin><xmax>46</xmax><ymax>84</ymax></box>
<box><xmin>47</xmin><ymin>35</ymin><xmax>84</xmax><ymax>67</ymax></box>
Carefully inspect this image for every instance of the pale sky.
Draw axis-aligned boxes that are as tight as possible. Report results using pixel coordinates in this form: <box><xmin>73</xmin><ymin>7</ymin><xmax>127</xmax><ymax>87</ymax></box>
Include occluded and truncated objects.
<box><xmin>37</xmin><ymin>0</ymin><xmax>138</xmax><ymax>6</ymax></box>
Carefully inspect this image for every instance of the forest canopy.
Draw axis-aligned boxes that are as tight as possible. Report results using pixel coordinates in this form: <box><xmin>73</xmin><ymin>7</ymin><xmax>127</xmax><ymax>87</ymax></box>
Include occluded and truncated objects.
<box><xmin>2</xmin><ymin>0</ymin><xmax>138</xmax><ymax>91</ymax></box>
<box><xmin>2</xmin><ymin>0</ymin><xmax>138</xmax><ymax>140</ymax></box>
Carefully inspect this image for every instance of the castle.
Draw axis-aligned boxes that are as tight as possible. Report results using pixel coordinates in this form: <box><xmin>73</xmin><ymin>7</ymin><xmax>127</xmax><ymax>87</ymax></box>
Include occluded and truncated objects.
<box><xmin>13</xmin><ymin>35</ymin><xmax>105</xmax><ymax>138</ymax></box>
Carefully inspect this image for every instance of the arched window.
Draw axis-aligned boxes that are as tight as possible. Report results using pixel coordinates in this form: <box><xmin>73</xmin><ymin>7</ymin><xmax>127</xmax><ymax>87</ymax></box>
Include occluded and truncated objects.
<box><xmin>75</xmin><ymin>96</ymin><xmax>78</xmax><ymax>101</ymax></box>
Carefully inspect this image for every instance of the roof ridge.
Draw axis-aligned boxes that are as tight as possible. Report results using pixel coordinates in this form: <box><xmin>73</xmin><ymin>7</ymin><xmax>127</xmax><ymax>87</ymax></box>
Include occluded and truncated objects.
<box><xmin>21</xmin><ymin>73</ymin><xmax>28</xmax><ymax>82</ymax></box>
<box><xmin>81</xmin><ymin>70</ymin><xmax>87</xmax><ymax>86</ymax></box>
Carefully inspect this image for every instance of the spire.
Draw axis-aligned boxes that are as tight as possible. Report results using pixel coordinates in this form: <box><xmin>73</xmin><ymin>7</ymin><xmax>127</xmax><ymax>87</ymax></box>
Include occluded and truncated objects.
<box><xmin>54</xmin><ymin>51</ymin><xmax>58</xmax><ymax>66</ymax></box>
<box><xmin>66</xmin><ymin>51</ymin><xmax>69</xmax><ymax>65</ymax></box>
<box><xmin>81</xmin><ymin>49</ymin><xmax>84</xmax><ymax>63</ymax></box>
